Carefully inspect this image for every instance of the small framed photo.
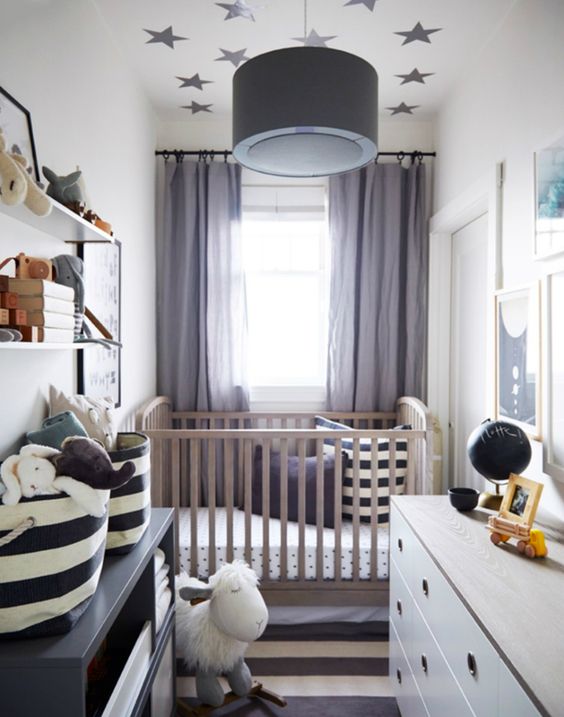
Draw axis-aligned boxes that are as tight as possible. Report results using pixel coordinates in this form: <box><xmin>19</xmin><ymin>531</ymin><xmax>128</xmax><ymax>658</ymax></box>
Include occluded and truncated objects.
<box><xmin>499</xmin><ymin>473</ymin><xmax>543</xmax><ymax>526</ymax></box>
<box><xmin>534</xmin><ymin>133</ymin><xmax>564</xmax><ymax>260</ymax></box>
<box><xmin>0</xmin><ymin>87</ymin><xmax>40</xmax><ymax>182</ymax></box>
<box><xmin>494</xmin><ymin>283</ymin><xmax>541</xmax><ymax>439</ymax></box>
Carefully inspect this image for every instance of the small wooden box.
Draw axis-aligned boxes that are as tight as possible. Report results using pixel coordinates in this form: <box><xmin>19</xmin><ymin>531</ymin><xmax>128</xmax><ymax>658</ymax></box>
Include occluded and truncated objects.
<box><xmin>0</xmin><ymin>292</ymin><xmax>18</xmax><ymax>309</ymax></box>
<box><xmin>19</xmin><ymin>325</ymin><xmax>39</xmax><ymax>342</ymax></box>
<box><xmin>0</xmin><ymin>308</ymin><xmax>9</xmax><ymax>325</ymax></box>
<box><xmin>9</xmin><ymin>308</ymin><xmax>27</xmax><ymax>325</ymax></box>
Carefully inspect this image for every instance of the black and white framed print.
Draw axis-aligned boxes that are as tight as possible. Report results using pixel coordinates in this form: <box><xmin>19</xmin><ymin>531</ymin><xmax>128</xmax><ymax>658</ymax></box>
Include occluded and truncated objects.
<box><xmin>77</xmin><ymin>240</ymin><xmax>121</xmax><ymax>407</ymax></box>
<box><xmin>0</xmin><ymin>87</ymin><xmax>40</xmax><ymax>182</ymax></box>
<box><xmin>495</xmin><ymin>283</ymin><xmax>541</xmax><ymax>439</ymax></box>
<box><xmin>534</xmin><ymin>133</ymin><xmax>564</xmax><ymax>260</ymax></box>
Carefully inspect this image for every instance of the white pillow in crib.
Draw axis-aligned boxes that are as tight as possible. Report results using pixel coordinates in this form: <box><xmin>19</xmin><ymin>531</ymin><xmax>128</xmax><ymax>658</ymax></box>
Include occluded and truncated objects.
<box><xmin>49</xmin><ymin>385</ymin><xmax>117</xmax><ymax>451</ymax></box>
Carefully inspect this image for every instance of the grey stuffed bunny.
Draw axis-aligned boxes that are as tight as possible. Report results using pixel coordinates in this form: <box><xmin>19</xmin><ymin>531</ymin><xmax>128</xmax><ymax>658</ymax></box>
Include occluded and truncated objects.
<box><xmin>43</xmin><ymin>166</ymin><xmax>84</xmax><ymax>205</ymax></box>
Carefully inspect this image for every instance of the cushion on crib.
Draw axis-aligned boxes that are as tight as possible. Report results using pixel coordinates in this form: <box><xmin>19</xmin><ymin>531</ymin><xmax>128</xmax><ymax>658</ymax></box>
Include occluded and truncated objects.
<box><xmin>250</xmin><ymin>446</ymin><xmax>341</xmax><ymax>528</ymax></box>
<box><xmin>315</xmin><ymin>416</ymin><xmax>408</xmax><ymax>525</ymax></box>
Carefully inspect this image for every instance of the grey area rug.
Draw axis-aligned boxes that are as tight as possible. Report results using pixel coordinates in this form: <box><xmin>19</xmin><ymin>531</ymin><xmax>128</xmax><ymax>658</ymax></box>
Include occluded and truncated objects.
<box><xmin>177</xmin><ymin>696</ymin><xmax>400</xmax><ymax>717</ymax></box>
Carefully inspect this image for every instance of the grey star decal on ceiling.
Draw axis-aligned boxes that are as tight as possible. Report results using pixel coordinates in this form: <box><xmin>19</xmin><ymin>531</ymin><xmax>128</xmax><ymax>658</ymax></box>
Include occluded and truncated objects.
<box><xmin>176</xmin><ymin>74</ymin><xmax>213</xmax><ymax>90</ymax></box>
<box><xmin>394</xmin><ymin>22</ymin><xmax>442</xmax><ymax>45</ymax></box>
<box><xmin>395</xmin><ymin>68</ymin><xmax>434</xmax><ymax>85</ymax></box>
<box><xmin>386</xmin><ymin>102</ymin><xmax>420</xmax><ymax>115</ymax></box>
<box><xmin>143</xmin><ymin>26</ymin><xmax>187</xmax><ymax>49</ymax></box>
<box><xmin>182</xmin><ymin>102</ymin><xmax>213</xmax><ymax>114</ymax></box>
<box><xmin>215</xmin><ymin>48</ymin><xmax>249</xmax><ymax>67</ymax></box>
<box><xmin>344</xmin><ymin>0</ymin><xmax>378</xmax><ymax>10</ymax></box>
<box><xmin>292</xmin><ymin>29</ymin><xmax>337</xmax><ymax>47</ymax></box>
<box><xmin>216</xmin><ymin>1</ymin><xmax>255</xmax><ymax>21</ymax></box>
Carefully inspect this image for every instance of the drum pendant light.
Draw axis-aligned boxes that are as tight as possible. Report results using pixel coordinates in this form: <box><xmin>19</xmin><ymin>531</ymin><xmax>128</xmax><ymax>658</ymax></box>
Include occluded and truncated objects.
<box><xmin>232</xmin><ymin>2</ymin><xmax>378</xmax><ymax>177</ymax></box>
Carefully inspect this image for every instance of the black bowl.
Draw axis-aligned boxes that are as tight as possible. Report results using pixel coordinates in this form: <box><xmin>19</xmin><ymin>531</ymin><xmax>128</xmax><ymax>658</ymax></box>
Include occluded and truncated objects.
<box><xmin>448</xmin><ymin>487</ymin><xmax>479</xmax><ymax>512</ymax></box>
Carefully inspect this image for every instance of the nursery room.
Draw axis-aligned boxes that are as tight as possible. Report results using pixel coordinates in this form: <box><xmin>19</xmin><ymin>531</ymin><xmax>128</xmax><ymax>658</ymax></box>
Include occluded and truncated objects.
<box><xmin>0</xmin><ymin>0</ymin><xmax>564</xmax><ymax>716</ymax></box>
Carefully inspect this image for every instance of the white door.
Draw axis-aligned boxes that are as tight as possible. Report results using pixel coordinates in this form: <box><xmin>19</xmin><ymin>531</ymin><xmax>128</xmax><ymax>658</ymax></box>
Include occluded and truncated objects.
<box><xmin>449</xmin><ymin>213</ymin><xmax>489</xmax><ymax>490</ymax></box>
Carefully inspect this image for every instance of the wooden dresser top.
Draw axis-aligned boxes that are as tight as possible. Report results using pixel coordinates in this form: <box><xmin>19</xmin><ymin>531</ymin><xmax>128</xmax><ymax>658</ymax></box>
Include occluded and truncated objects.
<box><xmin>392</xmin><ymin>495</ymin><xmax>564</xmax><ymax>717</ymax></box>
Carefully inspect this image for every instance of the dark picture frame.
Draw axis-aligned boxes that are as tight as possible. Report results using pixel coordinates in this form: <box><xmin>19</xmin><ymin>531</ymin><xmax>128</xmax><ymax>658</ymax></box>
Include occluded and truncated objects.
<box><xmin>0</xmin><ymin>86</ymin><xmax>40</xmax><ymax>182</ymax></box>
<box><xmin>77</xmin><ymin>240</ymin><xmax>121</xmax><ymax>407</ymax></box>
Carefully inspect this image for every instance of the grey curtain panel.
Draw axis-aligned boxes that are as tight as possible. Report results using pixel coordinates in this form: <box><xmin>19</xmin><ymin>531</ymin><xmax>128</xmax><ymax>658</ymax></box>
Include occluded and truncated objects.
<box><xmin>327</xmin><ymin>163</ymin><xmax>427</xmax><ymax>412</ymax></box>
<box><xmin>157</xmin><ymin>160</ymin><xmax>249</xmax><ymax>413</ymax></box>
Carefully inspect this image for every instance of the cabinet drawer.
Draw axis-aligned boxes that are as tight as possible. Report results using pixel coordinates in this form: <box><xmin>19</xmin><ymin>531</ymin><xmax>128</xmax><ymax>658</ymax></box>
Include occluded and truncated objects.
<box><xmin>390</xmin><ymin>506</ymin><xmax>414</xmax><ymax>580</ymax></box>
<box><xmin>390</xmin><ymin>557</ymin><xmax>414</xmax><ymax>657</ymax></box>
<box><xmin>499</xmin><ymin>661</ymin><xmax>542</xmax><ymax>717</ymax></box>
<box><xmin>411</xmin><ymin>603</ymin><xmax>475</xmax><ymax>717</ymax></box>
<box><xmin>390</xmin><ymin>621</ymin><xmax>429</xmax><ymax>717</ymax></box>
<box><xmin>102</xmin><ymin>621</ymin><xmax>152</xmax><ymax>717</ymax></box>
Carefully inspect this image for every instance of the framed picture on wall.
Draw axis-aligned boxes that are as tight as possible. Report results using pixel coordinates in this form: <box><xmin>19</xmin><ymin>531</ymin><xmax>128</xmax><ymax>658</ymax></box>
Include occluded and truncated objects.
<box><xmin>534</xmin><ymin>133</ymin><xmax>564</xmax><ymax>260</ymax></box>
<box><xmin>0</xmin><ymin>87</ymin><xmax>40</xmax><ymax>182</ymax></box>
<box><xmin>77</xmin><ymin>240</ymin><xmax>121</xmax><ymax>407</ymax></box>
<box><xmin>494</xmin><ymin>283</ymin><xmax>541</xmax><ymax>439</ymax></box>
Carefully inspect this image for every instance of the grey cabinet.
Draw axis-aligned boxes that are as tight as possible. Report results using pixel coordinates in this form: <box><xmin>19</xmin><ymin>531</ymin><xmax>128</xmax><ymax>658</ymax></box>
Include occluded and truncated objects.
<box><xmin>0</xmin><ymin>508</ymin><xmax>176</xmax><ymax>717</ymax></box>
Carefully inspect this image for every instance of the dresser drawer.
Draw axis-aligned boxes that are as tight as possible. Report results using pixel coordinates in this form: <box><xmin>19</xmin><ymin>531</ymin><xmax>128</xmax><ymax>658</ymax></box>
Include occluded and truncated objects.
<box><xmin>498</xmin><ymin>661</ymin><xmax>542</xmax><ymax>717</ymax></box>
<box><xmin>411</xmin><ymin>603</ymin><xmax>475</xmax><ymax>717</ymax></box>
<box><xmin>390</xmin><ymin>557</ymin><xmax>414</xmax><ymax>658</ymax></box>
<box><xmin>390</xmin><ymin>507</ymin><xmax>414</xmax><ymax>580</ymax></box>
<box><xmin>390</xmin><ymin>621</ymin><xmax>429</xmax><ymax>717</ymax></box>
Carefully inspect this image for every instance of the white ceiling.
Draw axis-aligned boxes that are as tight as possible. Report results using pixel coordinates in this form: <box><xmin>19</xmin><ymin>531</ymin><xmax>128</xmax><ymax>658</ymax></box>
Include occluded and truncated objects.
<box><xmin>92</xmin><ymin>0</ymin><xmax>515</xmax><ymax>123</ymax></box>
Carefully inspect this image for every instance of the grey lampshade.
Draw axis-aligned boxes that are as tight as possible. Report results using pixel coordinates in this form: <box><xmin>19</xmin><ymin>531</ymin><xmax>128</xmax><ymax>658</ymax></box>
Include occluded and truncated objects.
<box><xmin>232</xmin><ymin>47</ymin><xmax>378</xmax><ymax>177</ymax></box>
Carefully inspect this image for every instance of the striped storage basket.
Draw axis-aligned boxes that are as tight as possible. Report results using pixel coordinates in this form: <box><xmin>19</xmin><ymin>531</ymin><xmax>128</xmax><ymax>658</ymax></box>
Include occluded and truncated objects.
<box><xmin>106</xmin><ymin>432</ymin><xmax>151</xmax><ymax>554</ymax></box>
<box><xmin>0</xmin><ymin>494</ymin><xmax>108</xmax><ymax>639</ymax></box>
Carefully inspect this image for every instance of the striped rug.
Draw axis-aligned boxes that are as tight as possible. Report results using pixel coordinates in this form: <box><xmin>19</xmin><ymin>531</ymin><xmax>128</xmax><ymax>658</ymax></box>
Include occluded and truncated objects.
<box><xmin>177</xmin><ymin>622</ymin><xmax>399</xmax><ymax>716</ymax></box>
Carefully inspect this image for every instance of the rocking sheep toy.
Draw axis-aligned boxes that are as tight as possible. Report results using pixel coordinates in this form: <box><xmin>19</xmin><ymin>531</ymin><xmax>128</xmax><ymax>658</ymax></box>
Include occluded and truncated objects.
<box><xmin>176</xmin><ymin>560</ymin><xmax>286</xmax><ymax>715</ymax></box>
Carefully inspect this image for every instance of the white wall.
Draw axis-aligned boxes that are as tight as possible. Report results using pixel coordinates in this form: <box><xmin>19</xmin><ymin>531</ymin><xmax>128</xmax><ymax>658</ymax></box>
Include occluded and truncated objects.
<box><xmin>0</xmin><ymin>0</ymin><xmax>157</xmax><ymax>456</ymax></box>
<box><xmin>433</xmin><ymin>0</ymin><xmax>564</xmax><ymax>521</ymax></box>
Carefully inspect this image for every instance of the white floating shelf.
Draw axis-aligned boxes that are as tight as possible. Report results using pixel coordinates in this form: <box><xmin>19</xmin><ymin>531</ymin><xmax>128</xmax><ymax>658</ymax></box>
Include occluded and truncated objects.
<box><xmin>0</xmin><ymin>343</ymin><xmax>90</xmax><ymax>350</ymax></box>
<box><xmin>0</xmin><ymin>200</ymin><xmax>114</xmax><ymax>244</ymax></box>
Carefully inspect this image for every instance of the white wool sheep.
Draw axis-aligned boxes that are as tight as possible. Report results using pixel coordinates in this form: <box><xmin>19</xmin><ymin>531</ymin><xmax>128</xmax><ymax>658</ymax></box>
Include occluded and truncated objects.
<box><xmin>176</xmin><ymin>560</ymin><xmax>269</xmax><ymax>707</ymax></box>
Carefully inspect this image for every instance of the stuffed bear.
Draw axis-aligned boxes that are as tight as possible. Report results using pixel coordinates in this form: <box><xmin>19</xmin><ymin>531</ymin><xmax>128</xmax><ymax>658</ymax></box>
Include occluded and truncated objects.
<box><xmin>0</xmin><ymin>128</ymin><xmax>27</xmax><ymax>206</ymax></box>
<box><xmin>53</xmin><ymin>436</ymin><xmax>135</xmax><ymax>491</ymax></box>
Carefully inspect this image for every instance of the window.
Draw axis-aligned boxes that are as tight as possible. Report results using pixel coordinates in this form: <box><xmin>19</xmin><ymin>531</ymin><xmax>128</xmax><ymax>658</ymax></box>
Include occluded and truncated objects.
<box><xmin>242</xmin><ymin>183</ymin><xmax>329</xmax><ymax>389</ymax></box>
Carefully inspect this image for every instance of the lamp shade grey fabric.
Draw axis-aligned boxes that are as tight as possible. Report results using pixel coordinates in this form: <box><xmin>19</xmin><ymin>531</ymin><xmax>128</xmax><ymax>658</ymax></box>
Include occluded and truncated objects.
<box><xmin>233</xmin><ymin>47</ymin><xmax>378</xmax><ymax>177</ymax></box>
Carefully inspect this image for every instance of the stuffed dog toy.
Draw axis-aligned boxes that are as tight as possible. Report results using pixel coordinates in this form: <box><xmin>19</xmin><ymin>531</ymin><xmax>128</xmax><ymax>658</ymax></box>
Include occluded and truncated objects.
<box><xmin>0</xmin><ymin>438</ymin><xmax>135</xmax><ymax>517</ymax></box>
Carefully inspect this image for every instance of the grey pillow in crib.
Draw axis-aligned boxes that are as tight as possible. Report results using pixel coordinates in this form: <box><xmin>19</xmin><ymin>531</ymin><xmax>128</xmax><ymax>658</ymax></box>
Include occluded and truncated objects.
<box><xmin>250</xmin><ymin>446</ymin><xmax>339</xmax><ymax>529</ymax></box>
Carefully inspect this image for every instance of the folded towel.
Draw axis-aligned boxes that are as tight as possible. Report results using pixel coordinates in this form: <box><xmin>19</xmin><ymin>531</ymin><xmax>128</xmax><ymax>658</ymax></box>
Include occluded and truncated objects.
<box><xmin>156</xmin><ymin>575</ymin><xmax>169</xmax><ymax>603</ymax></box>
<box><xmin>155</xmin><ymin>563</ymin><xmax>169</xmax><ymax>588</ymax></box>
<box><xmin>154</xmin><ymin>547</ymin><xmax>166</xmax><ymax>575</ymax></box>
<box><xmin>156</xmin><ymin>587</ymin><xmax>172</xmax><ymax>633</ymax></box>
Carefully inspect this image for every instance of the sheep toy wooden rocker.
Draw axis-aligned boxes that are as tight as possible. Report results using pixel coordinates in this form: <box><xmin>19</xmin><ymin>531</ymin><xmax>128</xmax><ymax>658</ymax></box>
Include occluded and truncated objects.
<box><xmin>176</xmin><ymin>560</ymin><xmax>287</xmax><ymax>716</ymax></box>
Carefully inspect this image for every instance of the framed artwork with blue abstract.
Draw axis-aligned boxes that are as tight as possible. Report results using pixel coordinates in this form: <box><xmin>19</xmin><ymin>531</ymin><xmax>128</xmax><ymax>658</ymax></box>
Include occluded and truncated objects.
<box><xmin>495</xmin><ymin>284</ymin><xmax>541</xmax><ymax>440</ymax></box>
<box><xmin>535</xmin><ymin>134</ymin><xmax>564</xmax><ymax>259</ymax></box>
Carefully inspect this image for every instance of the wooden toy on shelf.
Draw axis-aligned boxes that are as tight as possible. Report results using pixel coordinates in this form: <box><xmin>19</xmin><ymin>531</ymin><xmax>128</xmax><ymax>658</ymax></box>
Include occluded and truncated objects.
<box><xmin>487</xmin><ymin>473</ymin><xmax>546</xmax><ymax>558</ymax></box>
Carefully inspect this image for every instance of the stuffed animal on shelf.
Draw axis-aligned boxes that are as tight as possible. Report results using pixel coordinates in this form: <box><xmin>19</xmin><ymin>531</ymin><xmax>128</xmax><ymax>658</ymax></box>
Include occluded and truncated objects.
<box><xmin>176</xmin><ymin>561</ymin><xmax>269</xmax><ymax>708</ymax></box>
<box><xmin>0</xmin><ymin>128</ymin><xmax>27</xmax><ymax>206</ymax></box>
<box><xmin>10</xmin><ymin>153</ymin><xmax>52</xmax><ymax>216</ymax></box>
<box><xmin>42</xmin><ymin>166</ymin><xmax>84</xmax><ymax>206</ymax></box>
<box><xmin>0</xmin><ymin>437</ymin><xmax>134</xmax><ymax>517</ymax></box>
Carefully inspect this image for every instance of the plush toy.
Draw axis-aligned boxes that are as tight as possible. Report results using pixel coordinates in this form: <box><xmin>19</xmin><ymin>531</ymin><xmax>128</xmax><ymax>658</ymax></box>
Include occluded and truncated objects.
<box><xmin>42</xmin><ymin>166</ymin><xmax>84</xmax><ymax>205</ymax></box>
<box><xmin>176</xmin><ymin>561</ymin><xmax>269</xmax><ymax>707</ymax></box>
<box><xmin>53</xmin><ymin>436</ymin><xmax>135</xmax><ymax>490</ymax></box>
<box><xmin>0</xmin><ymin>128</ymin><xmax>27</xmax><ymax>206</ymax></box>
<box><xmin>10</xmin><ymin>153</ymin><xmax>52</xmax><ymax>216</ymax></box>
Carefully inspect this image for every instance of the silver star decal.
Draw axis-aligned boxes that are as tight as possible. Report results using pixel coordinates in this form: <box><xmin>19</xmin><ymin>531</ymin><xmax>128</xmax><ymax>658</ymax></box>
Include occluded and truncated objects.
<box><xmin>181</xmin><ymin>102</ymin><xmax>213</xmax><ymax>114</ymax></box>
<box><xmin>176</xmin><ymin>74</ymin><xmax>213</xmax><ymax>91</ymax></box>
<box><xmin>144</xmin><ymin>26</ymin><xmax>188</xmax><ymax>49</ymax></box>
<box><xmin>395</xmin><ymin>22</ymin><xmax>442</xmax><ymax>45</ymax></box>
<box><xmin>215</xmin><ymin>48</ymin><xmax>249</xmax><ymax>67</ymax></box>
<box><xmin>395</xmin><ymin>68</ymin><xmax>434</xmax><ymax>85</ymax></box>
<box><xmin>292</xmin><ymin>29</ymin><xmax>337</xmax><ymax>47</ymax></box>
<box><xmin>344</xmin><ymin>0</ymin><xmax>378</xmax><ymax>10</ymax></box>
<box><xmin>216</xmin><ymin>1</ymin><xmax>255</xmax><ymax>21</ymax></box>
<box><xmin>386</xmin><ymin>102</ymin><xmax>419</xmax><ymax>115</ymax></box>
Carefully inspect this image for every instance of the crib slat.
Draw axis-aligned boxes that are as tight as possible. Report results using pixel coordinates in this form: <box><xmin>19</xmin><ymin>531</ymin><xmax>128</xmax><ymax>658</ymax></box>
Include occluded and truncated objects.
<box><xmin>244</xmin><ymin>439</ymin><xmax>252</xmax><ymax>567</ymax></box>
<box><xmin>225</xmin><ymin>438</ymin><xmax>234</xmax><ymax>564</ymax></box>
<box><xmin>370</xmin><ymin>436</ymin><xmax>379</xmax><ymax>580</ymax></box>
<box><xmin>237</xmin><ymin>418</ymin><xmax>245</xmax><ymax>507</ymax></box>
<box><xmin>262</xmin><ymin>439</ymin><xmax>271</xmax><ymax>582</ymax></box>
<box><xmin>171</xmin><ymin>437</ymin><xmax>180</xmax><ymax>574</ymax></box>
<box><xmin>352</xmin><ymin>438</ymin><xmax>361</xmax><ymax>582</ymax></box>
<box><xmin>389</xmin><ymin>437</ymin><xmax>397</xmax><ymax>498</ymax></box>
<box><xmin>407</xmin><ymin>437</ymin><xmax>416</xmax><ymax>495</ymax></box>
<box><xmin>208</xmin><ymin>439</ymin><xmax>216</xmax><ymax>575</ymax></box>
<box><xmin>298</xmin><ymin>439</ymin><xmax>306</xmax><ymax>581</ymax></box>
<box><xmin>334</xmin><ymin>438</ymin><xmax>342</xmax><ymax>582</ymax></box>
<box><xmin>180</xmin><ymin>419</ymin><xmax>188</xmax><ymax>506</ymax></box>
<box><xmin>280</xmin><ymin>438</ymin><xmax>289</xmax><ymax>582</ymax></box>
<box><xmin>151</xmin><ymin>437</ymin><xmax>162</xmax><ymax>508</ymax></box>
<box><xmin>316</xmin><ymin>439</ymin><xmax>324</xmax><ymax>582</ymax></box>
<box><xmin>190</xmin><ymin>439</ymin><xmax>200</xmax><ymax>578</ymax></box>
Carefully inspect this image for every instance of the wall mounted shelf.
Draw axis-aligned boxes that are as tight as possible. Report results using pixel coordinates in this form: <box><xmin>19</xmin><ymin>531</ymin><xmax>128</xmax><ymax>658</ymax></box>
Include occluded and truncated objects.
<box><xmin>0</xmin><ymin>343</ymin><xmax>90</xmax><ymax>350</ymax></box>
<box><xmin>0</xmin><ymin>200</ymin><xmax>114</xmax><ymax>244</ymax></box>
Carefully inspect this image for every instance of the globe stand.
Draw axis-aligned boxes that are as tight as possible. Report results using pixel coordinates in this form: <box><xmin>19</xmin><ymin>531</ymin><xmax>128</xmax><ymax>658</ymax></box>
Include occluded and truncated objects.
<box><xmin>478</xmin><ymin>487</ymin><xmax>504</xmax><ymax>511</ymax></box>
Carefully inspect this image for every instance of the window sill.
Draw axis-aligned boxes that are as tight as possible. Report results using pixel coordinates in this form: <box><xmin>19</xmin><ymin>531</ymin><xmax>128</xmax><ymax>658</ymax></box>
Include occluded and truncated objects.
<box><xmin>249</xmin><ymin>385</ymin><xmax>326</xmax><ymax>411</ymax></box>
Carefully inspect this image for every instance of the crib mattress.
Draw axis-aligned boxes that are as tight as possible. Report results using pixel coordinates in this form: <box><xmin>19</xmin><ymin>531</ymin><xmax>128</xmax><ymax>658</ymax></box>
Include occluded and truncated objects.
<box><xmin>178</xmin><ymin>508</ymin><xmax>389</xmax><ymax>581</ymax></box>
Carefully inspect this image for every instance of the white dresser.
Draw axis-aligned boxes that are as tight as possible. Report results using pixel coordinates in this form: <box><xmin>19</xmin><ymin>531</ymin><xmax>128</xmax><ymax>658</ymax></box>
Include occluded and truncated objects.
<box><xmin>389</xmin><ymin>497</ymin><xmax>563</xmax><ymax>717</ymax></box>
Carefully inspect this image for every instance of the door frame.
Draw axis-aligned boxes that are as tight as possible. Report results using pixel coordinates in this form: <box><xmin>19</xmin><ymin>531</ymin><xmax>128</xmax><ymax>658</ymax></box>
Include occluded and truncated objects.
<box><xmin>428</xmin><ymin>163</ymin><xmax>504</xmax><ymax>492</ymax></box>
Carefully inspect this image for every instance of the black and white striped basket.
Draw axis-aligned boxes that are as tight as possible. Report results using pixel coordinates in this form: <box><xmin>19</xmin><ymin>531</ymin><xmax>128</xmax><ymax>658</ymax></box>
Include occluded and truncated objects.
<box><xmin>106</xmin><ymin>432</ymin><xmax>151</xmax><ymax>555</ymax></box>
<box><xmin>0</xmin><ymin>494</ymin><xmax>108</xmax><ymax>639</ymax></box>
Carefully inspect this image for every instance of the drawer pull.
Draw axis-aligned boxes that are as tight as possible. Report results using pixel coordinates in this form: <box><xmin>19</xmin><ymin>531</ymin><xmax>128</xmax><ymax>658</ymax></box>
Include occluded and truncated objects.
<box><xmin>422</xmin><ymin>578</ymin><xmax>429</xmax><ymax>596</ymax></box>
<box><xmin>397</xmin><ymin>538</ymin><xmax>403</xmax><ymax>552</ymax></box>
<box><xmin>396</xmin><ymin>599</ymin><xmax>402</xmax><ymax>616</ymax></box>
<box><xmin>467</xmin><ymin>652</ymin><xmax>477</xmax><ymax>677</ymax></box>
<box><xmin>421</xmin><ymin>654</ymin><xmax>428</xmax><ymax>673</ymax></box>
<box><xmin>396</xmin><ymin>668</ymin><xmax>402</xmax><ymax>685</ymax></box>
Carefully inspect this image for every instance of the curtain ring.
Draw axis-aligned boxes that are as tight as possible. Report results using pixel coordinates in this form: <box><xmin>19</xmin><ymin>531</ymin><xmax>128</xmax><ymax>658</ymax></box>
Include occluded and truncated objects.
<box><xmin>224</xmin><ymin>151</ymin><xmax>229</xmax><ymax>163</ymax></box>
<box><xmin>210</xmin><ymin>150</ymin><xmax>216</xmax><ymax>162</ymax></box>
<box><xmin>163</xmin><ymin>151</ymin><xmax>170</xmax><ymax>162</ymax></box>
<box><xmin>397</xmin><ymin>151</ymin><xmax>405</xmax><ymax>165</ymax></box>
<box><xmin>374</xmin><ymin>152</ymin><xmax>379</xmax><ymax>164</ymax></box>
<box><xmin>417</xmin><ymin>151</ymin><xmax>424</xmax><ymax>165</ymax></box>
<box><xmin>175</xmin><ymin>150</ymin><xmax>182</xmax><ymax>164</ymax></box>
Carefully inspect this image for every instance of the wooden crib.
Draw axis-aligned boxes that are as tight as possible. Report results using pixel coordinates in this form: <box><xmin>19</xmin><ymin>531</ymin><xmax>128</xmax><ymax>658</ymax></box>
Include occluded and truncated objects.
<box><xmin>136</xmin><ymin>396</ymin><xmax>434</xmax><ymax>607</ymax></box>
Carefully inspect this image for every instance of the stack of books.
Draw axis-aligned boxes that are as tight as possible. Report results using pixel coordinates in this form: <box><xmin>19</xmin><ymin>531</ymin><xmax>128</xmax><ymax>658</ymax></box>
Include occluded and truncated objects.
<box><xmin>8</xmin><ymin>278</ymin><xmax>76</xmax><ymax>342</ymax></box>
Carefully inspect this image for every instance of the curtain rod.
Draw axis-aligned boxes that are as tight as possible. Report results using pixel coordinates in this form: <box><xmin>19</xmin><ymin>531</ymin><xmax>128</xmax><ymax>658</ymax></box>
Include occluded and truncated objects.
<box><xmin>155</xmin><ymin>149</ymin><xmax>437</xmax><ymax>164</ymax></box>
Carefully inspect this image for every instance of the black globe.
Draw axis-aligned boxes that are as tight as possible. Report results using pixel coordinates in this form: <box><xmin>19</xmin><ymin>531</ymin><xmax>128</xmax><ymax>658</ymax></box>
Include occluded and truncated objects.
<box><xmin>467</xmin><ymin>419</ymin><xmax>532</xmax><ymax>484</ymax></box>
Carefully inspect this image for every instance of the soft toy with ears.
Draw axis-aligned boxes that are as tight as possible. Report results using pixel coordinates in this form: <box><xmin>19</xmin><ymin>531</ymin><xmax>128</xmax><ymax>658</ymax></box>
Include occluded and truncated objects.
<box><xmin>10</xmin><ymin>153</ymin><xmax>52</xmax><ymax>216</ymax></box>
<box><xmin>0</xmin><ymin>128</ymin><xmax>27</xmax><ymax>206</ymax></box>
